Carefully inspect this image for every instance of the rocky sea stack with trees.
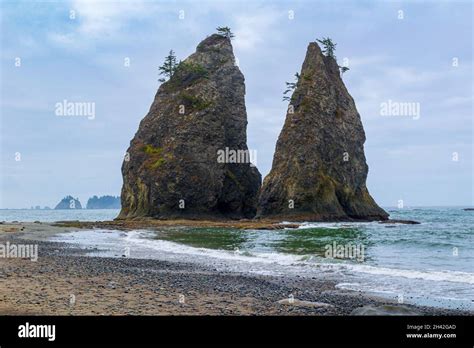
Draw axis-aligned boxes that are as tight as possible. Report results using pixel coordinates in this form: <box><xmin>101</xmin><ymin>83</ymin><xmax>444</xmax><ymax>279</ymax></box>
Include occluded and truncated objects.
<box><xmin>119</xmin><ymin>31</ymin><xmax>387</xmax><ymax>222</ymax></box>
<box><xmin>86</xmin><ymin>195</ymin><xmax>121</xmax><ymax>209</ymax></box>
<box><xmin>54</xmin><ymin>195</ymin><xmax>82</xmax><ymax>210</ymax></box>
<box><xmin>258</xmin><ymin>39</ymin><xmax>388</xmax><ymax>221</ymax></box>
<box><xmin>119</xmin><ymin>30</ymin><xmax>261</xmax><ymax>220</ymax></box>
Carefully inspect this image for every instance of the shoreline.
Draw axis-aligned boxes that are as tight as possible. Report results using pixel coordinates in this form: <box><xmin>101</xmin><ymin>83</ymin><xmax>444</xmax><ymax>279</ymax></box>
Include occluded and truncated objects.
<box><xmin>49</xmin><ymin>216</ymin><xmax>419</xmax><ymax>232</ymax></box>
<box><xmin>0</xmin><ymin>222</ymin><xmax>471</xmax><ymax>316</ymax></box>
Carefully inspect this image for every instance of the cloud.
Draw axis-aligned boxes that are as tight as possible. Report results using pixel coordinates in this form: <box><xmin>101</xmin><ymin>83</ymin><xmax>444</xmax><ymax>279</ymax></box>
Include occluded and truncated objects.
<box><xmin>46</xmin><ymin>0</ymin><xmax>158</xmax><ymax>48</ymax></box>
<box><xmin>346</xmin><ymin>55</ymin><xmax>388</xmax><ymax>69</ymax></box>
<box><xmin>71</xmin><ymin>0</ymin><xmax>151</xmax><ymax>37</ymax></box>
<box><xmin>45</xmin><ymin>0</ymin><xmax>163</xmax><ymax>50</ymax></box>
<box><xmin>48</xmin><ymin>32</ymin><xmax>76</xmax><ymax>45</ymax></box>
<box><xmin>347</xmin><ymin>62</ymin><xmax>458</xmax><ymax>117</ymax></box>
<box><xmin>233</xmin><ymin>8</ymin><xmax>283</xmax><ymax>51</ymax></box>
<box><xmin>439</xmin><ymin>95</ymin><xmax>473</xmax><ymax>107</ymax></box>
<box><xmin>383</xmin><ymin>66</ymin><xmax>441</xmax><ymax>86</ymax></box>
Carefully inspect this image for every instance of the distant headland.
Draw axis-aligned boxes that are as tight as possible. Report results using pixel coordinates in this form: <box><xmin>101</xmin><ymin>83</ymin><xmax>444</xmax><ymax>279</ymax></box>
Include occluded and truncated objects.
<box><xmin>52</xmin><ymin>195</ymin><xmax>120</xmax><ymax>210</ymax></box>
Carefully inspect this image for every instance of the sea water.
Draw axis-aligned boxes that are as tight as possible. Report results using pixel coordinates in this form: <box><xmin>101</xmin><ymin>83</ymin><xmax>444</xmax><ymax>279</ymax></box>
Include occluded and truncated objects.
<box><xmin>0</xmin><ymin>209</ymin><xmax>120</xmax><ymax>222</ymax></box>
<box><xmin>2</xmin><ymin>207</ymin><xmax>473</xmax><ymax>310</ymax></box>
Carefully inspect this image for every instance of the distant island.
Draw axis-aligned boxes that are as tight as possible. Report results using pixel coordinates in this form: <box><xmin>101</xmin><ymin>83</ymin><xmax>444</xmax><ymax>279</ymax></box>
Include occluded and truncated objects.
<box><xmin>54</xmin><ymin>196</ymin><xmax>82</xmax><ymax>210</ymax></box>
<box><xmin>86</xmin><ymin>195</ymin><xmax>121</xmax><ymax>209</ymax></box>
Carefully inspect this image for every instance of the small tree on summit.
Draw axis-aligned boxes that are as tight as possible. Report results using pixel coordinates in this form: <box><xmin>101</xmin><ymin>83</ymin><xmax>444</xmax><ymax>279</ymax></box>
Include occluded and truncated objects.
<box><xmin>158</xmin><ymin>50</ymin><xmax>178</xmax><ymax>82</ymax></box>
<box><xmin>317</xmin><ymin>37</ymin><xmax>337</xmax><ymax>58</ymax></box>
<box><xmin>216</xmin><ymin>26</ymin><xmax>235</xmax><ymax>40</ymax></box>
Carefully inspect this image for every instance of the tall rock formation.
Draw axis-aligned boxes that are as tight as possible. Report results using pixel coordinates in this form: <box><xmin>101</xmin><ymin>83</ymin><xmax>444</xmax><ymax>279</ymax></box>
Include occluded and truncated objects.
<box><xmin>119</xmin><ymin>34</ymin><xmax>261</xmax><ymax>219</ymax></box>
<box><xmin>258</xmin><ymin>42</ymin><xmax>388</xmax><ymax>221</ymax></box>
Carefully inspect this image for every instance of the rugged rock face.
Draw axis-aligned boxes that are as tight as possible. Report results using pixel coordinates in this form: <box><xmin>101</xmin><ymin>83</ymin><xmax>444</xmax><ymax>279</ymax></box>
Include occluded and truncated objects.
<box><xmin>119</xmin><ymin>34</ymin><xmax>261</xmax><ymax>219</ymax></box>
<box><xmin>258</xmin><ymin>42</ymin><xmax>388</xmax><ymax>221</ymax></box>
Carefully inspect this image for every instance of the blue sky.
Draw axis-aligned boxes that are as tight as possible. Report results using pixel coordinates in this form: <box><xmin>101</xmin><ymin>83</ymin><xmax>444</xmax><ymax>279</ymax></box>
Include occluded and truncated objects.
<box><xmin>0</xmin><ymin>0</ymin><xmax>472</xmax><ymax>209</ymax></box>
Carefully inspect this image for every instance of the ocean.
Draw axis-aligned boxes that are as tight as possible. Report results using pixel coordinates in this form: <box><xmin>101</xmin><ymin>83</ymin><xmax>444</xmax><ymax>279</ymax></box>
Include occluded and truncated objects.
<box><xmin>1</xmin><ymin>207</ymin><xmax>473</xmax><ymax>310</ymax></box>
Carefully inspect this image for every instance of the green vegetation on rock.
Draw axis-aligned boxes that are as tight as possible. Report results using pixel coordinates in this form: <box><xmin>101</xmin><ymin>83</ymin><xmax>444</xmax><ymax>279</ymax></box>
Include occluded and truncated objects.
<box><xmin>142</xmin><ymin>144</ymin><xmax>163</xmax><ymax>155</ymax></box>
<box><xmin>151</xmin><ymin>157</ymin><xmax>166</xmax><ymax>169</ymax></box>
<box><xmin>164</xmin><ymin>61</ymin><xmax>209</xmax><ymax>91</ymax></box>
<box><xmin>216</xmin><ymin>26</ymin><xmax>235</xmax><ymax>40</ymax></box>
<box><xmin>141</xmin><ymin>144</ymin><xmax>166</xmax><ymax>170</ymax></box>
<box><xmin>317</xmin><ymin>37</ymin><xmax>337</xmax><ymax>58</ymax></box>
<box><xmin>177</xmin><ymin>61</ymin><xmax>208</xmax><ymax>78</ymax></box>
<box><xmin>158</xmin><ymin>50</ymin><xmax>178</xmax><ymax>82</ymax></box>
<box><xmin>283</xmin><ymin>72</ymin><xmax>300</xmax><ymax>102</ymax></box>
<box><xmin>340</xmin><ymin>66</ymin><xmax>350</xmax><ymax>74</ymax></box>
<box><xmin>179</xmin><ymin>93</ymin><xmax>213</xmax><ymax>112</ymax></box>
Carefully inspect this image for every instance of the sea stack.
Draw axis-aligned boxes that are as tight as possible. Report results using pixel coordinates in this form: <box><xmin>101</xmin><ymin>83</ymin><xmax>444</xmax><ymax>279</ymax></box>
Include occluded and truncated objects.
<box><xmin>258</xmin><ymin>42</ymin><xmax>388</xmax><ymax>221</ymax></box>
<box><xmin>119</xmin><ymin>34</ymin><xmax>261</xmax><ymax>219</ymax></box>
<box><xmin>54</xmin><ymin>196</ymin><xmax>82</xmax><ymax>210</ymax></box>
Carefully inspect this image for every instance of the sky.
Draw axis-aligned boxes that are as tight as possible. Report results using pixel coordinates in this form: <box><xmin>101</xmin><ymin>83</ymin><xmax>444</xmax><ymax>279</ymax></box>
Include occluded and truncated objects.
<box><xmin>0</xmin><ymin>0</ymin><xmax>472</xmax><ymax>209</ymax></box>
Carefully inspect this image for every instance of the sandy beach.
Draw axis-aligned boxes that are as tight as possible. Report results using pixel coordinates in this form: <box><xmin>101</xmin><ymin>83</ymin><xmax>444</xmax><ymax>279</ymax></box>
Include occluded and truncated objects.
<box><xmin>0</xmin><ymin>221</ymin><xmax>471</xmax><ymax>316</ymax></box>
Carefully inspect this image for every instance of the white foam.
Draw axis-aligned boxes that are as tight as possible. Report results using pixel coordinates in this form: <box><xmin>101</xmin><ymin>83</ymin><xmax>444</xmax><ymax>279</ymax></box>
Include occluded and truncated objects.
<box><xmin>343</xmin><ymin>263</ymin><xmax>474</xmax><ymax>284</ymax></box>
<box><xmin>125</xmin><ymin>230</ymin><xmax>474</xmax><ymax>285</ymax></box>
<box><xmin>124</xmin><ymin>230</ymin><xmax>303</xmax><ymax>265</ymax></box>
<box><xmin>52</xmin><ymin>229</ymin><xmax>474</xmax><ymax>286</ymax></box>
<box><xmin>295</xmin><ymin>221</ymin><xmax>379</xmax><ymax>230</ymax></box>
